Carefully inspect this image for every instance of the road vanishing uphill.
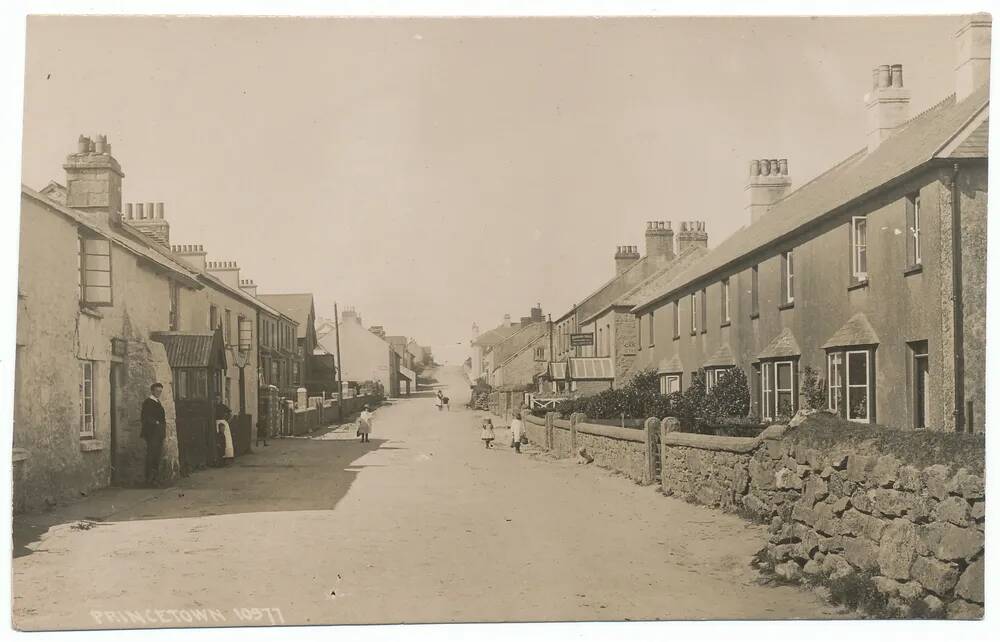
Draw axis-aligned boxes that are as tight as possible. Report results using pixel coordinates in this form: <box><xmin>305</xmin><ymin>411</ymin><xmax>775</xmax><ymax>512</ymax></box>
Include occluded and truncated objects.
<box><xmin>13</xmin><ymin>366</ymin><xmax>836</xmax><ymax>630</ymax></box>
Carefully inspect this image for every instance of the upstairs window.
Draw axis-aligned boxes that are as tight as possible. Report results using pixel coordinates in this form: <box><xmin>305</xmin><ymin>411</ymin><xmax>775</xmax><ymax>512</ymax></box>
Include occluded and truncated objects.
<box><xmin>721</xmin><ymin>278</ymin><xmax>731</xmax><ymax>325</ymax></box>
<box><xmin>209</xmin><ymin>305</ymin><xmax>218</xmax><ymax>332</ymax></box>
<box><xmin>224</xmin><ymin>309</ymin><xmax>232</xmax><ymax>345</ymax></box>
<box><xmin>78</xmin><ymin>235</ymin><xmax>113</xmax><ymax>306</ymax></box>
<box><xmin>534</xmin><ymin>346</ymin><xmax>546</xmax><ymax>361</ymax></box>
<box><xmin>751</xmin><ymin>265</ymin><xmax>759</xmax><ymax>318</ymax></box>
<box><xmin>906</xmin><ymin>193</ymin><xmax>922</xmax><ymax>267</ymax></box>
<box><xmin>672</xmin><ymin>301</ymin><xmax>680</xmax><ymax>339</ymax></box>
<box><xmin>700</xmin><ymin>288</ymin><xmax>707</xmax><ymax>332</ymax></box>
<box><xmin>168</xmin><ymin>280</ymin><xmax>180</xmax><ymax>330</ymax></box>
<box><xmin>689</xmin><ymin>292</ymin><xmax>698</xmax><ymax>335</ymax></box>
<box><xmin>851</xmin><ymin>216</ymin><xmax>868</xmax><ymax>281</ymax></box>
<box><xmin>648</xmin><ymin>311</ymin><xmax>655</xmax><ymax>346</ymax></box>
<box><xmin>780</xmin><ymin>250</ymin><xmax>795</xmax><ymax>305</ymax></box>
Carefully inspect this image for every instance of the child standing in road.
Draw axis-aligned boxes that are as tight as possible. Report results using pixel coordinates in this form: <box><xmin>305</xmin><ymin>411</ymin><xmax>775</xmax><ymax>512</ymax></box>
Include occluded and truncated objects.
<box><xmin>481</xmin><ymin>418</ymin><xmax>495</xmax><ymax>448</ymax></box>
<box><xmin>358</xmin><ymin>405</ymin><xmax>373</xmax><ymax>443</ymax></box>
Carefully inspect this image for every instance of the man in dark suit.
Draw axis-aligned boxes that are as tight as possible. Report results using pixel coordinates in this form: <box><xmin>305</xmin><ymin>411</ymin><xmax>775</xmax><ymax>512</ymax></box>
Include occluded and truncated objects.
<box><xmin>140</xmin><ymin>382</ymin><xmax>166</xmax><ymax>486</ymax></box>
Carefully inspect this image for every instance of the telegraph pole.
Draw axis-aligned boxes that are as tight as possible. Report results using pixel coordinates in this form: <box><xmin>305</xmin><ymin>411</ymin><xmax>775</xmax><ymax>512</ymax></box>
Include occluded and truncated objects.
<box><xmin>334</xmin><ymin>302</ymin><xmax>344</xmax><ymax>421</ymax></box>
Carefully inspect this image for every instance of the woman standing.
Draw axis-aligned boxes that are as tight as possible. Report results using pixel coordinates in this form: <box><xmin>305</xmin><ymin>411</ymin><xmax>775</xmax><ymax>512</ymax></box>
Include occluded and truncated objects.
<box><xmin>509</xmin><ymin>410</ymin><xmax>524</xmax><ymax>454</ymax></box>
<box><xmin>358</xmin><ymin>405</ymin><xmax>373</xmax><ymax>443</ymax></box>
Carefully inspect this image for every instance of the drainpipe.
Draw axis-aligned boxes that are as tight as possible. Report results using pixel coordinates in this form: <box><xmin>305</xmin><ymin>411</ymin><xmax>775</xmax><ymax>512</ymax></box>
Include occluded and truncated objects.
<box><xmin>949</xmin><ymin>163</ymin><xmax>966</xmax><ymax>432</ymax></box>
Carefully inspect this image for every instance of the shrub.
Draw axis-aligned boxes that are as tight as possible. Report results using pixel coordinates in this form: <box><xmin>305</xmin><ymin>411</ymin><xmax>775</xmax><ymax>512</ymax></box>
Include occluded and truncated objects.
<box><xmin>702</xmin><ymin>367</ymin><xmax>750</xmax><ymax>419</ymax></box>
<box><xmin>679</xmin><ymin>369</ymin><xmax>707</xmax><ymax>417</ymax></box>
<box><xmin>800</xmin><ymin>366</ymin><xmax>826</xmax><ymax>411</ymax></box>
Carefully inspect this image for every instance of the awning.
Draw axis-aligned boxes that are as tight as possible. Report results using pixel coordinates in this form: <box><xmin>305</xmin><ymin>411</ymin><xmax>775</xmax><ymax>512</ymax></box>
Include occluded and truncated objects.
<box><xmin>657</xmin><ymin>355</ymin><xmax>684</xmax><ymax>374</ymax></box>
<box><xmin>703</xmin><ymin>343</ymin><xmax>736</xmax><ymax>368</ymax></box>
<box><xmin>398</xmin><ymin>365</ymin><xmax>416</xmax><ymax>382</ymax></box>
<box><xmin>548</xmin><ymin>361</ymin><xmax>568</xmax><ymax>380</ymax></box>
<box><xmin>568</xmin><ymin>357</ymin><xmax>615</xmax><ymax>380</ymax></box>
<box><xmin>757</xmin><ymin>328</ymin><xmax>802</xmax><ymax>360</ymax></box>
<box><xmin>151</xmin><ymin>330</ymin><xmax>226</xmax><ymax>369</ymax></box>
<box><xmin>821</xmin><ymin>312</ymin><xmax>880</xmax><ymax>350</ymax></box>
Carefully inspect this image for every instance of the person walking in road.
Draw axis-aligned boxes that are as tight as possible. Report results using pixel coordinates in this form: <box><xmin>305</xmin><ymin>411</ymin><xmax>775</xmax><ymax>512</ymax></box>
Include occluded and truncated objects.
<box><xmin>442</xmin><ymin>395</ymin><xmax>450</xmax><ymax>411</ymax></box>
<box><xmin>481</xmin><ymin>418</ymin><xmax>495</xmax><ymax>448</ymax></box>
<box><xmin>435</xmin><ymin>390</ymin><xmax>444</xmax><ymax>411</ymax></box>
<box><xmin>509</xmin><ymin>410</ymin><xmax>524</xmax><ymax>454</ymax></box>
<box><xmin>214</xmin><ymin>399</ymin><xmax>234</xmax><ymax>466</ymax></box>
<box><xmin>140</xmin><ymin>382</ymin><xmax>166</xmax><ymax>487</ymax></box>
<box><xmin>358</xmin><ymin>405</ymin><xmax>373</xmax><ymax>443</ymax></box>
<box><xmin>255</xmin><ymin>415</ymin><xmax>269</xmax><ymax>448</ymax></box>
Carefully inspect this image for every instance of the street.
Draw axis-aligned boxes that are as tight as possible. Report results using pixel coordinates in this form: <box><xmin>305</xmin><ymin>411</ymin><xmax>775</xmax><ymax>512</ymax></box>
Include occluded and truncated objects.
<box><xmin>13</xmin><ymin>366</ymin><xmax>836</xmax><ymax>630</ymax></box>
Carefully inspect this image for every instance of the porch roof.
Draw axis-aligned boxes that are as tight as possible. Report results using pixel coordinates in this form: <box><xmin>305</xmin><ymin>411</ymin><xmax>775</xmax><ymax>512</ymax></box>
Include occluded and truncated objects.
<box><xmin>757</xmin><ymin>327</ymin><xmax>802</xmax><ymax>360</ymax></box>
<box><xmin>568</xmin><ymin>357</ymin><xmax>614</xmax><ymax>380</ymax></box>
<box><xmin>151</xmin><ymin>331</ymin><xmax>226</xmax><ymax>369</ymax></box>
<box><xmin>821</xmin><ymin>312</ymin><xmax>881</xmax><ymax>350</ymax></box>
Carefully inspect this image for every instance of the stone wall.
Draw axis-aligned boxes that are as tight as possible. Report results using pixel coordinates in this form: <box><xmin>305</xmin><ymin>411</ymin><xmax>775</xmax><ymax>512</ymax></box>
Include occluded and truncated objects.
<box><xmin>525</xmin><ymin>413</ymin><xmax>653</xmax><ymax>483</ymax></box>
<box><xmin>658</xmin><ymin>416</ymin><xmax>985</xmax><ymax>619</ymax></box>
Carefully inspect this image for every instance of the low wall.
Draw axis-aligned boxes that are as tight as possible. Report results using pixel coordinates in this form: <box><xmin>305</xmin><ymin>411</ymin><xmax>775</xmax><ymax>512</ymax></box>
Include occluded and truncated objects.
<box><xmin>289</xmin><ymin>394</ymin><xmax>377</xmax><ymax>436</ymax></box>
<box><xmin>524</xmin><ymin>413</ymin><xmax>653</xmax><ymax>484</ymax></box>
<box><xmin>658</xmin><ymin>415</ymin><xmax>985</xmax><ymax>619</ymax></box>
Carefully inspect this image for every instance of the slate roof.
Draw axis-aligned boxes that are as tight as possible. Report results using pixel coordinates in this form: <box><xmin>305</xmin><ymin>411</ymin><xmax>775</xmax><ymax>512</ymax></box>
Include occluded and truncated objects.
<box><xmin>569</xmin><ymin>253</ymin><xmax>674</xmax><ymax>325</ymax></box>
<box><xmin>151</xmin><ymin>331</ymin><xmax>225</xmax><ymax>369</ymax></box>
<box><xmin>472</xmin><ymin>324</ymin><xmax>522</xmax><ymax>347</ymax></box>
<box><xmin>496</xmin><ymin>329</ymin><xmax>548</xmax><ymax>368</ymax></box>
<box><xmin>703</xmin><ymin>343</ymin><xmax>736</xmax><ymax>368</ymax></box>
<box><xmin>258</xmin><ymin>294</ymin><xmax>315</xmax><ymax>339</ymax></box>
<box><xmin>948</xmin><ymin>118</ymin><xmax>989</xmax><ymax>158</ymax></box>
<box><xmin>757</xmin><ymin>327</ymin><xmax>802</xmax><ymax>360</ymax></box>
<box><xmin>492</xmin><ymin>323</ymin><xmax>548</xmax><ymax>365</ymax></box>
<box><xmin>657</xmin><ymin>355</ymin><xmax>684</xmax><ymax>374</ymax></box>
<box><xmin>821</xmin><ymin>312</ymin><xmax>881</xmax><ymax>349</ymax></box>
<box><xmin>632</xmin><ymin>84</ymin><xmax>990</xmax><ymax>312</ymax></box>
<box><xmin>617</xmin><ymin>246</ymin><xmax>710</xmax><ymax>309</ymax></box>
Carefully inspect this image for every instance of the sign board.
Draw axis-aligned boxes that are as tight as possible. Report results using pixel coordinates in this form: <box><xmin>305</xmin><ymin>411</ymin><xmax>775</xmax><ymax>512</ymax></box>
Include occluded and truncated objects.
<box><xmin>570</xmin><ymin>333</ymin><xmax>594</xmax><ymax>347</ymax></box>
<box><xmin>620</xmin><ymin>339</ymin><xmax>638</xmax><ymax>356</ymax></box>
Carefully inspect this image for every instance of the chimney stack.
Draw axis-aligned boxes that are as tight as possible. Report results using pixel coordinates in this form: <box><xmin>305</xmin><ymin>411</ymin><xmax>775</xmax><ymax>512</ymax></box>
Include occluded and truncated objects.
<box><xmin>956</xmin><ymin>13</ymin><xmax>991</xmax><ymax>101</ymax></box>
<box><xmin>123</xmin><ymin>201</ymin><xmax>170</xmax><ymax>246</ymax></box>
<box><xmin>614</xmin><ymin>245</ymin><xmax>641</xmax><ymax>275</ymax></box>
<box><xmin>239</xmin><ymin>278</ymin><xmax>258</xmax><ymax>298</ymax></box>
<box><xmin>865</xmin><ymin>63</ymin><xmax>911</xmax><ymax>152</ymax></box>
<box><xmin>676</xmin><ymin>221</ymin><xmax>709</xmax><ymax>254</ymax></box>
<box><xmin>745</xmin><ymin>159</ymin><xmax>792</xmax><ymax>224</ymax></box>
<box><xmin>503</xmin><ymin>313</ymin><xmax>512</xmax><ymax>327</ymax></box>
<box><xmin>171</xmin><ymin>244</ymin><xmax>208</xmax><ymax>272</ymax></box>
<box><xmin>64</xmin><ymin>134</ymin><xmax>124</xmax><ymax>225</ymax></box>
<box><xmin>207</xmin><ymin>260</ymin><xmax>241</xmax><ymax>289</ymax></box>
<box><xmin>644</xmin><ymin>221</ymin><xmax>675</xmax><ymax>263</ymax></box>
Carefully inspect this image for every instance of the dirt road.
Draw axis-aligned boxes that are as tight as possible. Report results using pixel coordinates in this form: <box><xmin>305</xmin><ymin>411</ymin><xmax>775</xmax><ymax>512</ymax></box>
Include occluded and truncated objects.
<box><xmin>13</xmin><ymin>366</ymin><xmax>836</xmax><ymax>630</ymax></box>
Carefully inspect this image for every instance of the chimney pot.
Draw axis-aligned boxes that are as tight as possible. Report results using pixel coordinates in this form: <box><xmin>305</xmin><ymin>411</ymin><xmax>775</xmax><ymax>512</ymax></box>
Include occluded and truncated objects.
<box><xmin>125</xmin><ymin>203</ymin><xmax>133</xmax><ymax>219</ymax></box>
<box><xmin>779</xmin><ymin>159</ymin><xmax>788</xmax><ymax>175</ymax></box>
<box><xmin>135</xmin><ymin>203</ymin><xmax>144</xmax><ymax>218</ymax></box>
<box><xmin>156</xmin><ymin>202</ymin><xmax>164</xmax><ymax>219</ymax></box>
<box><xmin>890</xmin><ymin>64</ymin><xmax>904</xmax><ymax>87</ymax></box>
<box><xmin>94</xmin><ymin>135</ymin><xmax>107</xmax><ymax>154</ymax></box>
<box><xmin>878</xmin><ymin>64</ymin><xmax>891</xmax><ymax>88</ymax></box>
<box><xmin>77</xmin><ymin>135</ymin><xmax>89</xmax><ymax>153</ymax></box>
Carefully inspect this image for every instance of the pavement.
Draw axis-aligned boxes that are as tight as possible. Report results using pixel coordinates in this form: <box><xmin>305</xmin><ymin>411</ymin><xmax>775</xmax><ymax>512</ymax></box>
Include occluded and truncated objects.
<box><xmin>12</xmin><ymin>366</ymin><xmax>837</xmax><ymax>630</ymax></box>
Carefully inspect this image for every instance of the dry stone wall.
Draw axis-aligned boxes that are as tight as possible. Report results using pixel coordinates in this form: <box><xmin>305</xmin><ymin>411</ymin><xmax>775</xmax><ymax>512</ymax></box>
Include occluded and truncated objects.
<box><xmin>658</xmin><ymin>416</ymin><xmax>985</xmax><ymax>619</ymax></box>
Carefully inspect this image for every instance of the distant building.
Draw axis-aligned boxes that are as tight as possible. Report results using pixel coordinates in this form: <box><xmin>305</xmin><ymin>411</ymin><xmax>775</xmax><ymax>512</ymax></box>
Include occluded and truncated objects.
<box><xmin>258</xmin><ymin>293</ymin><xmax>321</xmax><ymax>392</ymax></box>
<box><xmin>317</xmin><ymin>308</ymin><xmax>401</xmax><ymax>396</ymax></box>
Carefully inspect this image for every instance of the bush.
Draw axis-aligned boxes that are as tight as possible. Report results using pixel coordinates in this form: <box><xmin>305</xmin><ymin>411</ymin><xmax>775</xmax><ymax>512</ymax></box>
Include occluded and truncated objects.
<box><xmin>800</xmin><ymin>366</ymin><xmax>826</xmax><ymax>411</ymax></box>
<box><xmin>702</xmin><ymin>367</ymin><xmax>750</xmax><ymax>419</ymax></box>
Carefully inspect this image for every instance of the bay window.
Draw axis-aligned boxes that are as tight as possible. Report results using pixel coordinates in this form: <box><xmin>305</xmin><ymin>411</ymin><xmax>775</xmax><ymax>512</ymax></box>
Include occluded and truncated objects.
<box><xmin>705</xmin><ymin>366</ymin><xmax>732</xmax><ymax>391</ymax></box>
<box><xmin>826</xmin><ymin>348</ymin><xmax>875</xmax><ymax>423</ymax></box>
<box><xmin>760</xmin><ymin>359</ymin><xmax>797</xmax><ymax>420</ymax></box>
<box><xmin>660</xmin><ymin>373</ymin><xmax>681</xmax><ymax>395</ymax></box>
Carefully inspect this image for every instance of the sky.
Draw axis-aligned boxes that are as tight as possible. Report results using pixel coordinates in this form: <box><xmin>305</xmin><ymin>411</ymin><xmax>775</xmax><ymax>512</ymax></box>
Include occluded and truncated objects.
<box><xmin>21</xmin><ymin>15</ymin><xmax>962</xmax><ymax>365</ymax></box>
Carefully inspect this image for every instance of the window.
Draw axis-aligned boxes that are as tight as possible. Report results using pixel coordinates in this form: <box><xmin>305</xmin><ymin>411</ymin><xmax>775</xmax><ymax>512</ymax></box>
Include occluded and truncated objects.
<box><xmin>637</xmin><ymin>316</ymin><xmax>641</xmax><ymax>349</ymax></box>
<box><xmin>672</xmin><ymin>301</ymin><xmax>680</xmax><ymax>339</ymax></box>
<box><xmin>700</xmin><ymin>288</ymin><xmax>707</xmax><ymax>332</ymax></box>
<box><xmin>292</xmin><ymin>362</ymin><xmax>300</xmax><ymax>385</ymax></box>
<box><xmin>760</xmin><ymin>360</ymin><xmax>796</xmax><ymax>420</ymax></box>
<box><xmin>721</xmin><ymin>279</ymin><xmax>730</xmax><ymax>324</ymax></box>
<box><xmin>660</xmin><ymin>373</ymin><xmax>681</xmax><ymax>395</ymax></box>
<box><xmin>174</xmin><ymin>368</ymin><xmax>208</xmax><ymax>400</ymax></box>
<box><xmin>851</xmin><ymin>216</ymin><xmax>868</xmax><ymax>281</ymax></box>
<box><xmin>80</xmin><ymin>360</ymin><xmax>96</xmax><ymax>437</ymax></box>
<box><xmin>597</xmin><ymin>328</ymin><xmax>603</xmax><ymax>357</ymax></box>
<box><xmin>780</xmin><ymin>250</ymin><xmax>795</xmax><ymax>305</ymax></box>
<box><xmin>534</xmin><ymin>346</ymin><xmax>546</xmax><ymax>361</ymax></box>
<box><xmin>826</xmin><ymin>348</ymin><xmax>874</xmax><ymax>423</ymax></box>
<box><xmin>751</xmin><ymin>265</ymin><xmax>759</xmax><ymax>318</ymax></box>
<box><xmin>690</xmin><ymin>293</ymin><xmax>698</xmax><ymax>334</ymax></box>
<box><xmin>209</xmin><ymin>305</ymin><xmax>218</xmax><ymax>332</ymax></box>
<box><xmin>648</xmin><ymin>311</ymin><xmax>655</xmax><ymax>346</ymax></box>
<box><xmin>906</xmin><ymin>193</ymin><xmax>922</xmax><ymax>267</ymax></box>
<box><xmin>705</xmin><ymin>367</ymin><xmax>732</xmax><ymax>391</ymax></box>
<box><xmin>168</xmin><ymin>280</ymin><xmax>180</xmax><ymax>330</ymax></box>
<box><xmin>78</xmin><ymin>235</ymin><xmax>113</xmax><ymax>306</ymax></box>
<box><xmin>224</xmin><ymin>309</ymin><xmax>232</xmax><ymax>345</ymax></box>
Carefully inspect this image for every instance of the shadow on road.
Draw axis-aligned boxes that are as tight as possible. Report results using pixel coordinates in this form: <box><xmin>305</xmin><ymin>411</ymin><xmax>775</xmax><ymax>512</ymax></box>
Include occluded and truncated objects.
<box><xmin>13</xmin><ymin>435</ymin><xmax>391</xmax><ymax>559</ymax></box>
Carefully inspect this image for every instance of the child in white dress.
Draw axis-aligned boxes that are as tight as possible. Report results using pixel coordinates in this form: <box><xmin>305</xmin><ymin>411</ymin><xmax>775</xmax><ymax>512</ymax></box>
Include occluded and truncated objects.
<box><xmin>481</xmin><ymin>418</ymin><xmax>495</xmax><ymax>448</ymax></box>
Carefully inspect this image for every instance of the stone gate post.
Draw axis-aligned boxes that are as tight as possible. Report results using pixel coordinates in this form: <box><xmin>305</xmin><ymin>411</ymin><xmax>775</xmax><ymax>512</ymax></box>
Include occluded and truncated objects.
<box><xmin>644</xmin><ymin>416</ymin><xmax>660</xmax><ymax>484</ymax></box>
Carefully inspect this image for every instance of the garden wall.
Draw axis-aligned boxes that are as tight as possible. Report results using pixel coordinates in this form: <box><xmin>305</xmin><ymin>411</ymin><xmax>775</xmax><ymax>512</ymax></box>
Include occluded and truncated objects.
<box><xmin>524</xmin><ymin>413</ymin><xmax>653</xmax><ymax>484</ymax></box>
<box><xmin>658</xmin><ymin>414</ymin><xmax>985</xmax><ymax>619</ymax></box>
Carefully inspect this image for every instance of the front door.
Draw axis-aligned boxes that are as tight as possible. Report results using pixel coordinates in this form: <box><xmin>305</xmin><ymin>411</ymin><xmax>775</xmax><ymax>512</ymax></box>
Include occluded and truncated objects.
<box><xmin>914</xmin><ymin>353</ymin><xmax>929</xmax><ymax>429</ymax></box>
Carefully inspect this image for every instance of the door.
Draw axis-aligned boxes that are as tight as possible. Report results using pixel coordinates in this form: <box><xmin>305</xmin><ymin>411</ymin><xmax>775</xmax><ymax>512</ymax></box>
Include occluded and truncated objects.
<box><xmin>109</xmin><ymin>363</ymin><xmax>121</xmax><ymax>484</ymax></box>
<box><xmin>914</xmin><ymin>353</ymin><xmax>929</xmax><ymax>429</ymax></box>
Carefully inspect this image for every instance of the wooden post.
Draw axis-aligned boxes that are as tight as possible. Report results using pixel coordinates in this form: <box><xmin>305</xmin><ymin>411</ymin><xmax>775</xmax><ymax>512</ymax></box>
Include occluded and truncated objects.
<box><xmin>334</xmin><ymin>302</ymin><xmax>344</xmax><ymax>421</ymax></box>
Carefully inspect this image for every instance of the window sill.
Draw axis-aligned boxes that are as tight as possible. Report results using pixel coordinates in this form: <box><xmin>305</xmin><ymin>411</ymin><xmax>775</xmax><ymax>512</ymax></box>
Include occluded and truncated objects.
<box><xmin>778</xmin><ymin>301</ymin><xmax>795</xmax><ymax>311</ymax></box>
<box><xmin>750</xmin><ymin>313</ymin><xmax>759</xmax><ymax>320</ymax></box>
<box><xmin>79</xmin><ymin>305</ymin><xmax>104</xmax><ymax>319</ymax></box>
<box><xmin>672</xmin><ymin>335</ymin><xmax>680</xmax><ymax>341</ymax></box>
<box><xmin>13</xmin><ymin>448</ymin><xmax>30</xmax><ymax>463</ymax></box>
<box><xmin>80</xmin><ymin>439</ymin><xmax>105</xmax><ymax>452</ymax></box>
<box><xmin>847</xmin><ymin>279</ymin><xmax>870</xmax><ymax>292</ymax></box>
<box><xmin>720</xmin><ymin>321</ymin><xmax>731</xmax><ymax>328</ymax></box>
<box><xmin>690</xmin><ymin>331</ymin><xmax>698</xmax><ymax>337</ymax></box>
<box><xmin>903</xmin><ymin>264</ymin><xmax>923</xmax><ymax>277</ymax></box>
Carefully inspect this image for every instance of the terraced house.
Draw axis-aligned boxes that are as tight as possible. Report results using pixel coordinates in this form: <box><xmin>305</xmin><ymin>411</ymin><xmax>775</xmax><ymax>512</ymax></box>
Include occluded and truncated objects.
<box><xmin>631</xmin><ymin>15</ymin><xmax>989</xmax><ymax>432</ymax></box>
